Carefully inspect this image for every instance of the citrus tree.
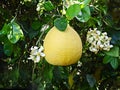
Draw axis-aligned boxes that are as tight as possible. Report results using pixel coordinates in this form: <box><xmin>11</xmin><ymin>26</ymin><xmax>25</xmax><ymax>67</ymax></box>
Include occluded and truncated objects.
<box><xmin>0</xmin><ymin>0</ymin><xmax>120</xmax><ymax>90</ymax></box>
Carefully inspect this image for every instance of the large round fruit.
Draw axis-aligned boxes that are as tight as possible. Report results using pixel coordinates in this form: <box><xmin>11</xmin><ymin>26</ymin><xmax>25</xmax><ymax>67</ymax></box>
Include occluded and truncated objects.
<box><xmin>43</xmin><ymin>25</ymin><xmax>82</xmax><ymax>66</ymax></box>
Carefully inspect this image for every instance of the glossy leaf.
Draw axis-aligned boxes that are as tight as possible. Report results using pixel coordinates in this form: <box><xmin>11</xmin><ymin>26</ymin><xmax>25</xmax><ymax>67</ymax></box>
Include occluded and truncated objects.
<box><xmin>76</xmin><ymin>6</ymin><xmax>91</xmax><ymax>22</ymax></box>
<box><xmin>7</xmin><ymin>22</ymin><xmax>24</xmax><ymax>44</ymax></box>
<box><xmin>3</xmin><ymin>41</ymin><xmax>13</xmax><ymax>56</ymax></box>
<box><xmin>104</xmin><ymin>46</ymin><xmax>119</xmax><ymax>57</ymax></box>
<box><xmin>66</xmin><ymin>4</ymin><xmax>81</xmax><ymax>20</ymax></box>
<box><xmin>54</xmin><ymin>17</ymin><xmax>67</xmax><ymax>31</ymax></box>
<box><xmin>44</xmin><ymin>1</ymin><xmax>54</xmax><ymax>11</ymax></box>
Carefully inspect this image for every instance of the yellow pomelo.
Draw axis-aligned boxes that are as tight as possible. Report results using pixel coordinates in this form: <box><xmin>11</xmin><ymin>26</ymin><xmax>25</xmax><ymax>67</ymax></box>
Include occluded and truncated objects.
<box><xmin>43</xmin><ymin>25</ymin><xmax>82</xmax><ymax>66</ymax></box>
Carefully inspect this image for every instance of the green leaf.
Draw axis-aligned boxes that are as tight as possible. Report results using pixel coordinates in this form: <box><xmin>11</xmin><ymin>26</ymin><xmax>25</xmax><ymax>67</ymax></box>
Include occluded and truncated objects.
<box><xmin>44</xmin><ymin>1</ymin><xmax>54</xmax><ymax>11</ymax></box>
<box><xmin>0</xmin><ymin>84</ymin><xmax>3</xmax><ymax>88</ymax></box>
<box><xmin>13</xmin><ymin>45</ymin><xmax>21</xmax><ymax>57</ymax></box>
<box><xmin>4</xmin><ymin>41</ymin><xmax>13</xmax><ymax>56</ymax></box>
<box><xmin>43</xmin><ymin>63</ymin><xmax>54</xmax><ymax>81</ymax></box>
<box><xmin>104</xmin><ymin>46</ymin><xmax>119</xmax><ymax>57</ymax></box>
<box><xmin>9</xmin><ymin>68</ymin><xmax>19</xmax><ymax>84</ymax></box>
<box><xmin>7</xmin><ymin>22</ymin><xmax>24</xmax><ymax>44</ymax></box>
<box><xmin>54</xmin><ymin>17</ymin><xmax>67</xmax><ymax>31</ymax></box>
<box><xmin>81</xmin><ymin>0</ymin><xmax>91</xmax><ymax>8</ymax></box>
<box><xmin>103</xmin><ymin>14</ymin><xmax>114</xmax><ymax>27</ymax></box>
<box><xmin>37</xmin><ymin>83</ymin><xmax>44</xmax><ymax>90</ymax></box>
<box><xmin>66</xmin><ymin>4</ymin><xmax>81</xmax><ymax>20</ymax></box>
<box><xmin>76</xmin><ymin>6</ymin><xmax>91</xmax><ymax>22</ymax></box>
<box><xmin>31</xmin><ymin>21</ymin><xmax>41</xmax><ymax>30</ymax></box>
<box><xmin>86</xmin><ymin>74</ymin><xmax>96</xmax><ymax>87</ymax></box>
<box><xmin>103</xmin><ymin>55</ymin><xmax>114</xmax><ymax>64</ymax></box>
<box><xmin>13</xmin><ymin>68</ymin><xmax>19</xmax><ymax>81</ymax></box>
<box><xmin>29</xmin><ymin>30</ymin><xmax>39</xmax><ymax>39</ymax></box>
<box><xmin>110</xmin><ymin>58</ymin><xmax>118</xmax><ymax>69</ymax></box>
<box><xmin>109</xmin><ymin>30</ymin><xmax>120</xmax><ymax>46</ymax></box>
<box><xmin>0</xmin><ymin>23</ymin><xmax>9</xmax><ymax>35</ymax></box>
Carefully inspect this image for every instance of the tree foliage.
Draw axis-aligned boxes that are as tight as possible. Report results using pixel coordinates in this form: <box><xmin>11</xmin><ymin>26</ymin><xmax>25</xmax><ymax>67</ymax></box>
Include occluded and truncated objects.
<box><xmin>0</xmin><ymin>0</ymin><xmax>120</xmax><ymax>90</ymax></box>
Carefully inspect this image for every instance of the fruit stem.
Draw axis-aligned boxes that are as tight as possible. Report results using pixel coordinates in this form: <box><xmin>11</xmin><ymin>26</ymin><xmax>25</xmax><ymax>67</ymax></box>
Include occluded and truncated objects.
<box><xmin>31</xmin><ymin>63</ymin><xmax>36</xmax><ymax>89</ymax></box>
<box><xmin>36</xmin><ymin>15</ymin><xmax>55</xmax><ymax>46</ymax></box>
<box><xmin>36</xmin><ymin>29</ymin><xmax>45</xmax><ymax>46</ymax></box>
<box><xmin>32</xmin><ymin>63</ymin><xmax>36</xmax><ymax>80</ymax></box>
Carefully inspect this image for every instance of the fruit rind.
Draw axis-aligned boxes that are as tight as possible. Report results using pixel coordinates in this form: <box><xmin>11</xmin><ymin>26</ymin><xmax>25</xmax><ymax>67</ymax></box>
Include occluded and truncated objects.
<box><xmin>43</xmin><ymin>25</ymin><xmax>82</xmax><ymax>66</ymax></box>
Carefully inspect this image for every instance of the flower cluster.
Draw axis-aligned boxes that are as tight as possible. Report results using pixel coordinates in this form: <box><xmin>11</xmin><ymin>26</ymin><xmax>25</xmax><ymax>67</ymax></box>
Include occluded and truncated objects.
<box><xmin>86</xmin><ymin>28</ymin><xmax>113</xmax><ymax>54</ymax></box>
<box><xmin>28</xmin><ymin>46</ymin><xmax>45</xmax><ymax>63</ymax></box>
<box><xmin>77</xmin><ymin>61</ymin><xmax>82</xmax><ymax>67</ymax></box>
<box><xmin>36</xmin><ymin>0</ymin><xmax>44</xmax><ymax>15</ymax></box>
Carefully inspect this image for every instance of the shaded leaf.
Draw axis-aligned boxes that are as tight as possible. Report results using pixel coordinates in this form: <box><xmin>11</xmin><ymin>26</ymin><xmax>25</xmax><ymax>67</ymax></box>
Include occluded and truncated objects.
<box><xmin>29</xmin><ymin>30</ymin><xmax>39</xmax><ymax>39</ymax></box>
<box><xmin>37</xmin><ymin>83</ymin><xmax>45</xmax><ymax>90</ymax></box>
<box><xmin>0</xmin><ymin>84</ymin><xmax>4</xmax><ymax>88</ymax></box>
<box><xmin>3</xmin><ymin>41</ymin><xmax>13</xmax><ymax>56</ymax></box>
<box><xmin>13</xmin><ymin>45</ymin><xmax>21</xmax><ymax>57</ymax></box>
<box><xmin>110</xmin><ymin>30</ymin><xmax>120</xmax><ymax>46</ymax></box>
<box><xmin>54</xmin><ymin>17</ymin><xmax>67</xmax><ymax>31</ymax></box>
<box><xmin>43</xmin><ymin>64</ymin><xmax>54</xmax><ymax>81</ymax></box>
<box><xmin>103</xmin><ymin>55</ymin><xmax>114</xmax><ymax>64</ymax></box>
<box><xmin>9</xmin><ymin>68</ymin><xmax>19</xmax><ymax>86</ymax></box>
<box><xmin>44</xmin><ymin>1</ymin><xmax>54</xmax><ymax>11</ymax></box>
<box><xmin>103</xmin><ymin>15</ymin><xmax>114</xmax><ymax>27</ymax></box>
<box><xmin>86</xmin><ymin>74</ymin><xmax>96</xmax><ymax>87</ymax></box>
<box><xmin>110</xmin><ymin>58</ymin><xmax>118</xmax><ymax>69</ymax></box>
<box><xmin>31</xmin><ymin>21</ymin><xmax>41</xmax><ymax>30</ymax></box>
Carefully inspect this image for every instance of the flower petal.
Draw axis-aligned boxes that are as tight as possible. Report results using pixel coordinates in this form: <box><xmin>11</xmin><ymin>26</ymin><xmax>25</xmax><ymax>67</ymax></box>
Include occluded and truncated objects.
<box><xmin>40</xmin><ymin>53</ymin><xmax>45</xmax><ymax>57</ymax></box>
<box><xmin>39</xmin><ymin>46</ymin><xmax>44</xmax><ymax>51</ymax></box>
<box><xmin>35</xmin><ymin>56</ymin><xmax>40</xmax><ymax>63</ymax></box>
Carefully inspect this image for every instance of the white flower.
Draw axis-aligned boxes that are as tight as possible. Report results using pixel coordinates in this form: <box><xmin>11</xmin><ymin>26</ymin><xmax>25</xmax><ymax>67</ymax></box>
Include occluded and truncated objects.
<box><xmin>38</xmin><ymin>46</ymin><xmax>45</xmax><ymax>57</ymax></box>
<box><xmin>97</xmin><ymin>41</ymin><xmax>101</xmax><ymax>46</ymax></box>
<box><xmin>89</xmin><ymin>46</ymin><xmax>98</xmax><ymax>54</ymax></box>
<box><xmin>28</xmin><ymin>46</ymin><xmax>45</xmax><ymax>63</ymax></box>
<box><xmin>96</xmin><ymin>30</ymin><xmax>101</xmax><ymax>35</ymax></box>
<box><xmin>87</xmin><ymin>37</ymin><xmax>94</xmax><ymax>43</ymax></box>
<box><xmin>100</xmin><ymin>44</ymin><xmax>104</xmax><ymax>48</ymax></box>
<box><xmin>86</xmin><ymin>28</ymin><xmax>113</xmax><ymax>54</ymax></box>
<box><xmin>62</xmin><ymin>9</ymin><xmax>66</xmax><ymax>15</ymax></box>
<box><xmin>36</xmin><ymin>6</ymin><xmax>40</xmax><ymax>11</ymax></box>
<box><xmin>36</xmin><ymin>1</ymin><xmax>44</xmax><ymax>12</ymax></box>
<box><xmin>102</xmin><ymin>32</ymin><xmax>107</xmax><ymax>36</ymax></box>
<box><xmin>77</xmin><ymin>61</ymin><xmax>82</xmax><ymax>67</ymax></box>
